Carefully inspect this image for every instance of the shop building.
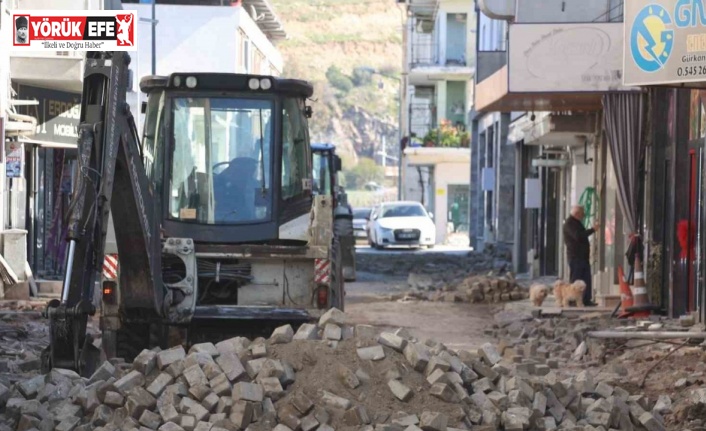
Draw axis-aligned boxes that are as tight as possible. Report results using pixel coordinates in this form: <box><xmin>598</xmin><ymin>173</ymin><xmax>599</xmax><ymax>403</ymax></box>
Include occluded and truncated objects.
<box><xmin>472</xmin><ymin>0</ymin><xmax>632</xmax><ymax>308</ymax></box>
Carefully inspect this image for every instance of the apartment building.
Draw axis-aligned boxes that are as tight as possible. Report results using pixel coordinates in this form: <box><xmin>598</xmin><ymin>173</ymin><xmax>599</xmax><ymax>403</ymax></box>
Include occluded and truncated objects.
<box><xmin>401</xmin><ymin>0</ymin><xmax>474</xmax><ymax>244</ymax></box>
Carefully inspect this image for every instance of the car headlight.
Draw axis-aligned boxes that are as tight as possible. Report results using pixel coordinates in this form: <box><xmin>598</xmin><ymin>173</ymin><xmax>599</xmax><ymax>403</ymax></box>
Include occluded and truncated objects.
<box><xmin>379</xmin><ymin>227</ymin><xmax>393</xmax><ymax>234</ymax></box>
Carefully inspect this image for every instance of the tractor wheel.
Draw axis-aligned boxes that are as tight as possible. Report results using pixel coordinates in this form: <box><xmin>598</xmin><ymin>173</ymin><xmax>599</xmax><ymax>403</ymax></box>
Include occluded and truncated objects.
<box><xmin>330</xmin><ymin>236</ymin><xmax>345</xmax><ymax>311</ymax></box>
<box><xmin>115</xmin><ymin>322</ymin><xmax>169</xmax><ymax>362</ymax></box>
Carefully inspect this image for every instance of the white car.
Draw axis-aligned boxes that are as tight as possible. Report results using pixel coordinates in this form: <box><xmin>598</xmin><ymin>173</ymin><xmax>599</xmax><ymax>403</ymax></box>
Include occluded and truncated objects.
<box><xmin>367</xmin><ymin>201</ymin><xmax>436</xmax><ymax>249</ymax></box>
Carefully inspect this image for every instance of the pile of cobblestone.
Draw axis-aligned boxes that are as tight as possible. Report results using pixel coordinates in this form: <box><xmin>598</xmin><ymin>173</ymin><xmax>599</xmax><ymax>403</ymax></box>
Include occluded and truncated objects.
<box><xmin>0</xmin><ymin>309</ymin><xmax>675</xmax><ymax>431</ymax></box>
<box><xmin>356</xmin><ymin>244</ymin><xmax>512</xmax><ymax>279</ymax></box>
<box><xmin>399</xmin><ymin>273</ymin><xmax>529</xmax><ymax>305</ymax></box>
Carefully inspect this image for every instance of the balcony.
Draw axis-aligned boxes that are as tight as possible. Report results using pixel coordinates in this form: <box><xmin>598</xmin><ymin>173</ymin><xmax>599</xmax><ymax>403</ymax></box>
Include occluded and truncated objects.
<box><xmin>411</xmin><ymin>37</ymin><xmax>438</xmax><ymax>68</ymax></box>
<box><xmin>408</xmin><ymin>14</ymin><xmax>474</xmax><ymax>86</ymax></box>
<box><xmin>410</xmin><ymin>101</ymin><xmax>437</xmax><ymax>141</ymax></box>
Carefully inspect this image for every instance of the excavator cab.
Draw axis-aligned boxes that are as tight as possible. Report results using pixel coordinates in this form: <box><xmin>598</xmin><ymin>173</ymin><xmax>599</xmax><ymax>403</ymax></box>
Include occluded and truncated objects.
<box><xmin>45</xmin><ymin>52</ymin><xmax>343</xmax><ymax>375</ymax></box>
<box><xmin>140</xmin><ymin>74</ymin><xmax>315</xmax><ymax>243</ymax></box>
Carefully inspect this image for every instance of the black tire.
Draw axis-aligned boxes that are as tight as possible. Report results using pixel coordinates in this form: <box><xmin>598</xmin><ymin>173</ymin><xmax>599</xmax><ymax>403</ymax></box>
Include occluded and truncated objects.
<box><xmin>330</xmin><ymin>236</ymin><xmax>345</xmax><ymax>311</ymax></box>
<box><xmin>115</xmin><ymin>322</ymin><xmax>169</xmax><ymax>362</ymax></box>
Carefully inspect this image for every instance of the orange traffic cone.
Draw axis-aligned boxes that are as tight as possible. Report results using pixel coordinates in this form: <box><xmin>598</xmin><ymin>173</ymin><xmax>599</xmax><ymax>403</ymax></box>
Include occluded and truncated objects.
<box><xmin>626</xmin><ymin>256</ymin><xmax>660</xmax><ymax>318</ymax></box>
<box><xmin>617</xmin><ymin>266</ymin><xmax>634</xmax><ymax>318</ymax></box>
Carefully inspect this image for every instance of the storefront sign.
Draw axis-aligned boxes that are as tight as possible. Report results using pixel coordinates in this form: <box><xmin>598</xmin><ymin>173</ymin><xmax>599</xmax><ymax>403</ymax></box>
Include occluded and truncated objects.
<box><xmin>16</xmin><ymin>85</ymin><xmax>80</xmax><ymax>145</ymax></box>
<box><xmin>5</xmin><ymin>142</ymin><xmax>23</xmax><ymax>178</ymax></box>
<box><xmin>509</xmin><ymin>23</ymin><xmax>633</xmax><ymax>92</ymax></box>
<box><xmin>624</xmin><ymin>0</ymin><xmax>706</xmax><ymax>86</ymax></box>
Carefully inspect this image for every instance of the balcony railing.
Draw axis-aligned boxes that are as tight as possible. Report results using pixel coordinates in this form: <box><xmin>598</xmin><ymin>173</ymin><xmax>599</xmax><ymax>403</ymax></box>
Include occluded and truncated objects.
<box><xmin>411</xmin><ymin>40</ymin><xmax>439</xmax><ymax>67</ymax></box>
<box><xmin>410</xmin><ymin>102</ymin><xmax>436</xmax><ymax>138</ymax></box>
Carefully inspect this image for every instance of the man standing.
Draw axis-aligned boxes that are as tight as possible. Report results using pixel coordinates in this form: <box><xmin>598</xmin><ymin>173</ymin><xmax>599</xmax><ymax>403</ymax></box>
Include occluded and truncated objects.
<box><xmin>563</xmin><ymin>205</ymin><xmax>600</xmax><ymax>306</ymax></box>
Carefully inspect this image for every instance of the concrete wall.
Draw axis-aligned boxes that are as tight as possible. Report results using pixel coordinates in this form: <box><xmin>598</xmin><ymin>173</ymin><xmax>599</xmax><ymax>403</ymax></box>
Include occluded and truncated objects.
<box><xmin>433</xmin><ymin>161</ymin><xmax>470</xmax><ymax>243</ymax></box>
<box><xmin>404</xmin><ymin>148</ymin><xmax>471</xmax><ymax>244</ymax></box>
<box><xmin>494</xmin><ymin>113</ymin><xmax>514</xmax><ymax>243</ymax></box>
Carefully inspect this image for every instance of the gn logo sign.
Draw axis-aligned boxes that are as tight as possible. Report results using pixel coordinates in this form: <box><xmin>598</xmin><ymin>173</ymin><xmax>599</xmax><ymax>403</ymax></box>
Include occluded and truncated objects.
<box><xmin>630</xmin><ymin>4</ymin><xmax>674</xmax><ymax>73</ymax></box>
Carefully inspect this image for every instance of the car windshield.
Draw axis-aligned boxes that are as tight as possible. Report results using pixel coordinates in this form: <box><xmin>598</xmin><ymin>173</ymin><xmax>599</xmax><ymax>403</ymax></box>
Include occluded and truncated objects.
<box><xmin>353</xmin><ymin>208</ymin><xmax>371</xmax><ymax>219</ymax></box>
<box><xmin>169</xmin><ymin>96</ymin><xmax>273</xmax><ymax>224</ymax></box>
<box><xmin>381</xmin><ymin>204</ymin><xmax>426</xmax><ymax>218</ymax></box>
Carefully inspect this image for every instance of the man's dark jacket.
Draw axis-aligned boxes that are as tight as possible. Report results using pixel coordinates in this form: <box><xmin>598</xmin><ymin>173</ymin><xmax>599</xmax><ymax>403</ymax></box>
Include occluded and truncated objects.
<box><xmin>563</xmin><ymin>216</ymin><xmax>595</xmax><ymax>262</ymax></box>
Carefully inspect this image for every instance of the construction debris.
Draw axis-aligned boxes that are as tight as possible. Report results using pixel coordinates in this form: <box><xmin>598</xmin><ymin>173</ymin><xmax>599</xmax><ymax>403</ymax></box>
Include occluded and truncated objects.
<box><xmin>389</xmin><ymin>274</ymin><xmax>529</xmax><ymax>305</ymax></box>
<box><xmin>356</xmin><ymin>244</ymin><xmax>512</xmax><ymax>279</ymax></box>
<box><xmin>0</xmin><ymin>308</ymin><xmax>688</xmax><ymax>431</ymax></box>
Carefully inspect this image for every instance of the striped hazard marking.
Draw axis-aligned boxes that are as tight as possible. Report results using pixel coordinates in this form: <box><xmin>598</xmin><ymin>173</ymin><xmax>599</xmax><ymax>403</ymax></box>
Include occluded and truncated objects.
<box><xmin>314</xmin><ymin>258</ymin><xmax>331</xmax><ymax>284</ymax></box>
<box><xmin>103</xmin><ymin>254</ymin><xmax>119</xmax><ymax>280</ymax></box>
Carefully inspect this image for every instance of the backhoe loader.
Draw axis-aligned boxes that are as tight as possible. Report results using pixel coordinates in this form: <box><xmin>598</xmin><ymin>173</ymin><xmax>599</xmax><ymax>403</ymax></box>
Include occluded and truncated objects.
<box><xmin>43</xmin><ymin>51</ymin><xmax>343</xmax><ymax>376</ymax></box>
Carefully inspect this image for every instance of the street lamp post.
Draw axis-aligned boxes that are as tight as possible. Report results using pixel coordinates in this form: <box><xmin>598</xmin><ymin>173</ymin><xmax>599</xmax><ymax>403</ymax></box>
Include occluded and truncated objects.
<box><xmin>357</xmin><ymin>67</ymin><xmax>403</xmax><ymax>200</ymax></box>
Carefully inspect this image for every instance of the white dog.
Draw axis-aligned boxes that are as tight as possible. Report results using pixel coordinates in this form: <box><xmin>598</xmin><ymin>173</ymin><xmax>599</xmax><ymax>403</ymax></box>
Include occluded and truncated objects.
<box><xmin>553</xmin><ymin>280</ymin><xmax>587</xmax><ymax>308</ymax></box>
<box><xmin>529</xmin><ymin>284</ymin><xmax>549</xmax><ymax>307</ymax></box>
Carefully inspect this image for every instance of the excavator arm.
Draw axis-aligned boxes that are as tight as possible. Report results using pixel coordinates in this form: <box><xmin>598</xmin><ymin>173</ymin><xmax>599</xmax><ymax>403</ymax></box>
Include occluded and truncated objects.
<box><xmin>43</xmin><ymin>51</ymin><xmax>162</xmax><ymax>375</ymax></box>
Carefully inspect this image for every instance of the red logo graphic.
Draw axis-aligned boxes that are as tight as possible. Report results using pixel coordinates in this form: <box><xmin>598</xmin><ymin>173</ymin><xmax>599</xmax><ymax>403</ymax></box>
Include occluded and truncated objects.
<box><xmin>115</xmin><ymin>14</ymin><xmax>134</xmax><ymax>47</ymax></box>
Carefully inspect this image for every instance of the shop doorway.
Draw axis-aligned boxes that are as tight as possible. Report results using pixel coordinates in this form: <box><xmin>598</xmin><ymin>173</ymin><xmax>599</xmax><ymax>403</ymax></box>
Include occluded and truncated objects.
<box><xmin>447</xmin><ymin>184</ymin><xmax>469</xmax><ymax>233</ymax></box>
<box><xmin>687</xmin><ymin>141</ymin><xmax>706</xmax><ymax>319</ymax></box>
<box><xmin>539</xmin><ymin>164</ymin><xmax>562</xmax><ymax>276</ymax></box>
<box><xmin>30</xmin><ymin>147</ymin><xmax>77</xmax><ymax>280</ymax></box>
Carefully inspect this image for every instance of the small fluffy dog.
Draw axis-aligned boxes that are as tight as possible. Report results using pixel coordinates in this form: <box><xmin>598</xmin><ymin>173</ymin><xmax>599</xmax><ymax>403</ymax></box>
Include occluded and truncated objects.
<box><xmin>553</xmin><ymin>280</ymin><xmax>587</xmax><ymax>308</ymax></box>
<box><xmin>529</xmin><ymin>283</ymin><xmax>550</xmax><ymax>307</ymax></box>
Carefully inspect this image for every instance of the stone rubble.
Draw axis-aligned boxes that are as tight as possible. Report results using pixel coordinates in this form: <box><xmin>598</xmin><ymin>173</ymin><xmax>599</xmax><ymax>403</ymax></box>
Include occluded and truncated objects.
<box><xmin>392</xmin><ymin>273</ymin><xmax>530</xmax><ymax>305</ymax></box>
<box><xmin>356</xmin><ymin>244</ymin><xmax>512</xmax><ymax>279</ymax></box>
<box><xmin>0</xmin><ymin>308</ymin><xmax>687</xmax><ymax>431</ymax></box>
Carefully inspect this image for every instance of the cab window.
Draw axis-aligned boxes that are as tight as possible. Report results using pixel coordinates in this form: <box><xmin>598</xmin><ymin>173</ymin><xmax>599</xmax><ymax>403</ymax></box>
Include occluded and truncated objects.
<box><xmin>282</xmin><ymin>97</ymin><xmax>311</xmax><ymax>200</ymax></box>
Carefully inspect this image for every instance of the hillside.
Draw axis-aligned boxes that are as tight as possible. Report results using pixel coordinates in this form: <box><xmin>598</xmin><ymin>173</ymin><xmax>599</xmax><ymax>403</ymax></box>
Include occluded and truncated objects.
<box><xmin>271</xmin><ymin>0</ymin><xmax>403</xmax><ymax>163</ymax></box>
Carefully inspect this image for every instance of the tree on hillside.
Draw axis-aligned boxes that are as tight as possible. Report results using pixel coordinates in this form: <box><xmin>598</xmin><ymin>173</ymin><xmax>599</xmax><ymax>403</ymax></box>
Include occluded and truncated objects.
<box><xmin>326</xmin><ymin>66</ymin><xmax>353</xmax><ymax>93</ymax></box>
<box><xmin>351</xmin><ymin>68</ymin><xmax>373</xmax><ymax>87</ymax></box>
<box><xmin>344</xmin><ymin>157</ymin><xmax>384</xmax><ymax>189</ymax></box>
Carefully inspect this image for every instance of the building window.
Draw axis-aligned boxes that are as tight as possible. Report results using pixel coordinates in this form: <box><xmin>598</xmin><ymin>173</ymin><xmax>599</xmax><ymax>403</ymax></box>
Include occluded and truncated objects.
<box><xmin>239</xmin><ymin>29</ymin><xmax>250</xmax><ymax>73</ymax></box>
<box><xmin>478</xmin><ymin>13</ymin><xmax>506</xmax><ymax>52</ymax></box>
<box><xmin>281</xmin><ymin>98</ymin><xmax>310</xmax><ymax>200</ymax></box>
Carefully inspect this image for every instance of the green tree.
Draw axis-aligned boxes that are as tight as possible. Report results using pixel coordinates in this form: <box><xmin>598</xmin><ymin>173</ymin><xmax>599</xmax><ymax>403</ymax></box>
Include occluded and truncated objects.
<box><xmin>345</xmin><ymin>157</ymin><xmax>384</xmax><ymax>189</ymax></box>
<box><xmin>325</xmin><ymin>66</ymin><xmax>353</xmax><ymax>93</ymax></box>
<box><xmin>351</xmin><ymin>68</ymin><xmax>373</xmax><ymax>87</ymax></box>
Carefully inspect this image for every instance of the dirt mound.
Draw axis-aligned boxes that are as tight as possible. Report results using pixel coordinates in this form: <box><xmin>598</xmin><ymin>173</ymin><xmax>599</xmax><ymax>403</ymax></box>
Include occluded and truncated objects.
<box><xmin>0</xmin><ymin>308</ymin><xmax>677</xmax><ymax>431</ymax></box>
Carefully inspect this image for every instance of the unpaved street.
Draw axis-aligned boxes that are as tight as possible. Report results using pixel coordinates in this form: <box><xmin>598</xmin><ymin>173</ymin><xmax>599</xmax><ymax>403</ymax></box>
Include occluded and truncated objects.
<box><xmin>345</xmin><ymin>271</ymin><xmax>496</xmax><ymax>352</ymax></box>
